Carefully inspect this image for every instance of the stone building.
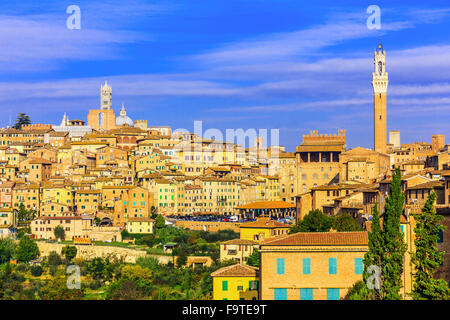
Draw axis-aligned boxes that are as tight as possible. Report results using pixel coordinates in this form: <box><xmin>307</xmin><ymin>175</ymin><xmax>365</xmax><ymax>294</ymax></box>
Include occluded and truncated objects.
<box><xmin>295</xmin><ymin>130</ymin><xmax>345</xmax><ymax>193</ymax></box>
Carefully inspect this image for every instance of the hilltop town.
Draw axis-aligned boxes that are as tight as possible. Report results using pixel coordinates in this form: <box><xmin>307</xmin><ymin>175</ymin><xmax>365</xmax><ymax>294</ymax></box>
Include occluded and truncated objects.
<box><xmin>0</xmin><ymin>44</ymin><xmax>449</xmax><ymax>300</ymax></box>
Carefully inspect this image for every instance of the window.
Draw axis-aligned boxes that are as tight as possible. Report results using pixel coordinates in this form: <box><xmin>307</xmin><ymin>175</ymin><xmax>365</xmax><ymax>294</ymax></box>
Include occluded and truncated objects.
<box><xmin>328</xmin><ymin>258</ymin><xmax>337</xmax><ymax>275</ymax></box>
<box><xmin>327</xmin><ymin>288</ymin><xmax>340</xmax><ymax>300</ymax></box>
<box><xmin>237</xmin><ymin>285</ymin><xmax>243</xmax><ymax>291</ymax></box>
<box><xmin>249</xmin><ymin>280</ymin><xmax>258</xmax><ymax>291</ymax></box>
<box><xmin>274</xmin><ymin>288</ymin><xmax>287</xmax><ymax>300</ymax></box>
<box><xmin>300</xmin><ymin>288</ymin><xmax>313</xmax><ymax>300</ymax></box>
<box><xmin>354</xmin><ymin>258</ymin><xmax>363</xmax><ymax>275</ymax></box>
<box><xmin>276</xmin><ymin>258</ymin><xmax>285</xmax><ymax>275</ymax></box>
<box><xmin>222</xmin><ymin>281</ymin><xmax>228</xmax><ymax>291</ymax></box>
<box><xmin>302</xmin><ymin>258</ymin><xmax>311</xmax><ymax>275</ymax></box>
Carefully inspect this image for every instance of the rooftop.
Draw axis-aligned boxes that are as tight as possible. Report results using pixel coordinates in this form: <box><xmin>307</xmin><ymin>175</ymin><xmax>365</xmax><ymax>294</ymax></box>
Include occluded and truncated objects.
<box><xmin>211</xmin><ymin>264</ymin><xmax>259</xmax><ymax>277</ymax></box>
<box><xmin>261</xmin><ymin>231</ymin><xmax>368</xmax><ymax>246</ymax></box>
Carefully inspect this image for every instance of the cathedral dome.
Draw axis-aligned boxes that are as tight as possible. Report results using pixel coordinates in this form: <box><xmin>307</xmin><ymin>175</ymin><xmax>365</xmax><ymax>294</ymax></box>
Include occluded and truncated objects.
<box><xmin>116</xmin><ymin>103</ymin><xmax>133</xmax><ymax>127</ymax></box>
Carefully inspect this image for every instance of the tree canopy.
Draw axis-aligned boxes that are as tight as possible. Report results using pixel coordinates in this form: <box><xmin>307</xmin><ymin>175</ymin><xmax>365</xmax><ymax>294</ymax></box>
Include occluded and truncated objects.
<box><xmin>16</xmin><ymin>237</ymin><xmax>39</xmax><ymax>263</ymax></box>
<box><xmin>13</xmin><ymin>113</ymin><xmax>31</xmax><ymax>130</ymax></box>
<box><xmin>411</xmin><ymin>192</ymin><xmax>450</xmax><ymax>300</ymax></box>
<box><xmin>290</xmin><ymin>209</ymin><xmax>332</xmax><ymax>233</ymax></box>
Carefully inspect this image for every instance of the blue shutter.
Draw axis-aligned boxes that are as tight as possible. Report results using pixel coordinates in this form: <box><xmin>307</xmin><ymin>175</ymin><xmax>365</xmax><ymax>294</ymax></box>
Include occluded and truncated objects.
<box><xmin>329</xmin><ymin>258</ymin><xmax>337</xmax><ymax>274</ymax></box>
<box><xmin>302</xmin><ymin>258</ymin><xmax>311</xmax><ymax>275</ymax></box>
<box><xmin>276</xmin><ymin>258</ymin><xmax>285</xmax><ymax>275</ymax></box>
<box><xmin>274</xmin><ymin>288</ymin><xmax>287</xmax><ymax>300</ymax></box>
<box><xmin>354</xmin><ymin>258</ymin><xmax>363</xmax><ymax>275</ymax></box>
<box><xmin>327</xmin><ymin>288</ymin><xmax>340</xmax><ymax>300</ymax></box>
<box><xmin>300</xmin><ymin>288</ymin><xmax>313</xmax><ymax>300</ymax></box>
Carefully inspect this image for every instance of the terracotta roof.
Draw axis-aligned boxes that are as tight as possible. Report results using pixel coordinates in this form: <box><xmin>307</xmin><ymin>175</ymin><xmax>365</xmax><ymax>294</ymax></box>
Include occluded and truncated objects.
<box><xmin>128</xmin><ymin>217</ymin><xmax>155</xmax><ymax>223</ymax></box>
<box><xmin>407</xmin><ymin>180</ymin><xmax>444</xmax><ymax>190</ymax></box>
<box><xmin>221</xmin><ymin>239</ymin><xmax>259</xmax><ymax>245</ymax></box>
<box><xmin>236</xmin><ymin>201</ymin><xmax>295</xmax><ymax>210</ymax></box>
<box><xmin>37</xmin><ymin>216</ymin><xmax>82</xmax><ymax>220</ymax></box>
<box><xmin>211</xmin><ymin>264</ymin><xmax>259</xmax><ymax>277</ymax></box>
<box><xmin>240</xmin><ymin>217</ymin><xmax>290</xmax><ymax>229</ymax></box>
<box><xmin>261</xmin><ymin>231</ymin><xmax>368</xmax><ymax>246</ymax></box>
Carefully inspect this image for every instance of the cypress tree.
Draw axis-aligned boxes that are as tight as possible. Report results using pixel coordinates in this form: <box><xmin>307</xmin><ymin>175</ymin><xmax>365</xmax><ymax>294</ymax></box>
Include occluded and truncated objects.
<box><xmin>381</xmin><ymin>168</ymin><xmax>407</xmax><ymax>300</ymax></box>
<box><xmin>363</xmin><ymin>204</ymin><xmax>383</xmax><ymax>299</ymax></box>
<box><xmin>411</xmin><ymin>192</ymin><xmax>450</xmax><ymax>300</ymax></box>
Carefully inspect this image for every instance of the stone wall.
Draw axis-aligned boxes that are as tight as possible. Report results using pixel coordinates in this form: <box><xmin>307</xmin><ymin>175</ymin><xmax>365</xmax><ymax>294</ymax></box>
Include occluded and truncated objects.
<box><xmin>36</xmin><ymin>242</ymin><xmax>172</xmax><ymax>264</ymax></box>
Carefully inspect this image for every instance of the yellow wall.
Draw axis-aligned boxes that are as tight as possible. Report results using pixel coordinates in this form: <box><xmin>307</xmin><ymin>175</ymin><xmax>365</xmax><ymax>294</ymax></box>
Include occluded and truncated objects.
<box><xmin>213</xmin><ymin>276</ymin><xmax>259</xmax><ymax>300</ymax></box>
<box><xmin>260</xmin><ymin>247</ymin><xmax>367</xmax><ymax>300</ymax></box>
<box><xmin>240</xmin><ymin>227</ymin><xmax>290</xmax><ymax>243</ymax></box>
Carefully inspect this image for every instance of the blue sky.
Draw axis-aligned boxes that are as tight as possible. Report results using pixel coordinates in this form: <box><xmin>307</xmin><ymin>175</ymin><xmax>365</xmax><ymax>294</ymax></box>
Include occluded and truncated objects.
<box><xmin>1</xmin><ymin>0</ymin><xmax>450</xmax><ymax>151</ymax></box>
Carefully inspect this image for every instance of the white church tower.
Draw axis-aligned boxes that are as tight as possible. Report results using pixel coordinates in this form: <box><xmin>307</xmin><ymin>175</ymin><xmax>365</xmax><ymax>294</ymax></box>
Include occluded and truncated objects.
<box><xmin>101</xmin><ymin>81</ymin><xmax>112</xmax><ymax>110</ymax></box>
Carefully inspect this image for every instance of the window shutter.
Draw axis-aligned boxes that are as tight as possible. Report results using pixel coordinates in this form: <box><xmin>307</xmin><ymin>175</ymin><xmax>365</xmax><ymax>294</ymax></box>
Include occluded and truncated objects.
<box><xmin>302</xmin><ymin>258</ymin><xmax>311</xmax><ymax>275</ymax></box>
<box><xmin>329</xmin><ymin>258</ymin><xmax>337</xmax><ymax>274</ymax></box>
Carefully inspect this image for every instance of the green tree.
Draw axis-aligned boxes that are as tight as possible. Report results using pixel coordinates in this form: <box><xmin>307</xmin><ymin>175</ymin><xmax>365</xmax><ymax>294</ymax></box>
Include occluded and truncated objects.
<box><xmin>88</xmin><ymin>258</ymin><xmax>112</xmax><ymax>281</ymax></box>
<box><xmin>247</xmin><ymin>249</ymin><xmax>260</xmax><ymax>267</ymax></box>
<box><xmin>176</xmin><ymin>250</ymin><xmax>188</xmax><ymax>267</ymax></box>
<box><xmin>13</xmin><ymin>113</ymin><xmax>31</xmax><ymax>130</ymax></box>
<box><xmin>47</xmin><ymin>251</ymin><xmax>63</xmax><ymax>266</ymax></box>
<box><xmin>290</xmin><ymin>209</ymin><xmax>332</xmax><ymax>233</ymax></box>
<box><xmin>16</xmin><ymin>237</ymin><xmax>39</xmax><ymax>263</ymax></box>
<box><xmin>62</xmin><ymin>245</ymin><xmax>77</xmax><ymax>262</ymax></box>
<box><xmin>40</xmin><ymin>270</ymin><xmax>84</xmax><ymax>300</ymax></box>
<box><xmin>332</xmin><ymin>213</ymin><xmax>362</xmax><ymax>232</ymax></box>
<box><xmin>107</xmin><ymin>279</ymin><xmax>144</xmax><ymax>300</ymax></box>
<box><xmin>30</xmin><ymin>265</ymin><xmax>43</xmax><ymax>277</ymax></box>
<box><xmin>155</xmin><ymin>214</ymin><xmax>166</xmax><ymax>229</ymax></box>
<box><xmin>345</xmin><ymin>280</ymin><xmax>372</xmax><ymax>300</ymax></box>
<box><xmin>411</xmin><ymin>192</ymin><xmax>450</xmax><ymax>300</ymax></box>
<box><xmin>381</xmin><ymin>168</ymin><xmax>407</xmax><ymax>300</ymax></box>
<box><xmin>183</xmin><ymin>269</ymin><xmax>192</xmax><ymax>299</ymax></box>
<box><xmin>362</xmin><ymin>204</ymin><xmax>384</xmax><ymax>300</ymax></box>
<box><xmin>17</xmin><ymin>203</ymin><xmax>35</xmax><ymax>222</ymax></box>
<box><xmin>0</xmin><ymin>238</ymin><xmax>16</xmax><ymax>264</ymax></box>
<box><xmin>54</xmin><ymin>225</ymin><xmax>65</xmax><ymax>241</ymax></box>
<box><xmin>121</xmin><ymin>265</ymin><xmax>152</xmax><ymax>287</ymax></box>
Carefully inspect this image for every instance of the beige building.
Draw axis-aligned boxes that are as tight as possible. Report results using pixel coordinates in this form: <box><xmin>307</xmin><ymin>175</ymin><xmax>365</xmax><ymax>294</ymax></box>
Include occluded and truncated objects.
<box><xmin>220</xmin><ymin>239</ymin><xmax>259</xmax><ymax>264</ymax></box>
<box><xmin>295</xmin><ymin>130</ymin><xmax>345</xmax><ymax>193</ymax></box>
<box><xmin>340</xmin><ymin>147</ymin><xmax>390</xmax><ymax>183</ymax></box>
<box><xmin>259</xmin><ymin>231</ymin><xmax>369</xmax><ymax>300</ymax></box>
<box><xmin>31</xmin><ymin>215</ymin><xmax>121</xmax><ymax>242</ymax></box>
<box><xmin>126</xmin><ymin>217</ymin><xmax>155</xmax><ymax>234</ymax></box>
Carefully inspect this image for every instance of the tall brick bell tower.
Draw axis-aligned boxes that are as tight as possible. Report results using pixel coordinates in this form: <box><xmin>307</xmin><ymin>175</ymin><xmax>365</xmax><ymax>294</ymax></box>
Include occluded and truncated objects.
<box><xmin>372</xmin><ymin>41</ymin><xmax>388</xmax><ymax>154</ymax></box>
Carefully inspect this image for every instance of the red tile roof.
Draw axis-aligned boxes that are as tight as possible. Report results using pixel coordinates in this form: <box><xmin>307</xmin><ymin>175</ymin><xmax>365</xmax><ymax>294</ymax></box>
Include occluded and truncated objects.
<box><xmin>211</xmin><ymin>264</ymin><xmax>259</xmax><ymax>277</ymax></box>
<box><xmin>261</xmin><ymin>231</ymin><xmax>368</xmax><ymax>246</ymax></box>
<box><xmin>240</xmin><ymin>218</ymin><xmax>290</xmax><ymax>229</ymax></box>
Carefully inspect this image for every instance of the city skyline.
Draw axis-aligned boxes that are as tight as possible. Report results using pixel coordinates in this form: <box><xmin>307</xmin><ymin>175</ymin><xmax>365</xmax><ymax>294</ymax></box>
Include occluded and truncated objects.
<box><xmin>1</xmin><ymin>1</ymin><xmax>450</xmax><ymax>151</ymax></box>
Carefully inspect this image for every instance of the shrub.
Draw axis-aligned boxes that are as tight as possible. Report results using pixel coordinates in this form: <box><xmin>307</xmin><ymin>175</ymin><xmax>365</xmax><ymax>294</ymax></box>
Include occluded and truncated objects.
<box><xmin>16</xmin><ymin>263</ymin><xmax>28</xmax><ymax>273</ymax></box>
<box><xmin>30</xmin><ymin>265</ymin><xmax>43</xmax><ymax>277</ymax></box>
